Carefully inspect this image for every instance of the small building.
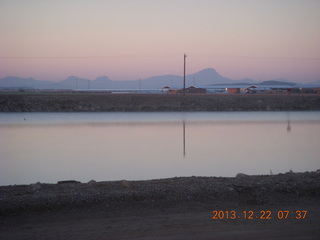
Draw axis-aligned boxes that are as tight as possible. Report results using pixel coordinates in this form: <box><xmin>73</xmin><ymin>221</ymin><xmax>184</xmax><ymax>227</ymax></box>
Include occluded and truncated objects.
<box><xmin>270</xmin><ymin>88</ymin><xmax>291</xmax><ymax>94</ymax></box>
<box><xmin>167</xmin><ymin>86</ymin><xmax>206</xmax><ymax>94</ymax></box>
<box><xmin>185</xmin><ymin>86</ymin><xmax>206</xmax><ymax>94</ymax></box>
<box><xmin>290</xmin><ymin>88</ymin><xmax>300</xmax><ymax>93</ymax></box>
<box><xmin>162</xmin><ymin>86</ymin><xmax>171</xmax><ymax>93</ymax></box>
<box><xmin>166</xmin><ymin>89</ymin><xmax>180</xmax><ymax>94</ymax></box>
<box><xmin>300</xmin><ymin>88</ymin><xmax>317</xmax><ymax>94</ymax></box>
<box><xmin>227</xmin><ymin>88</ymin><xmax>240</xmax><ymax>94</ymax></box>
<box><xmin>162</xmin><ymin>86</ymin><xmax>171</xmax><ymax>90</ymax></box>
<box><xmin>245</xmin><ymin>86</ymin><xmax>258</xmax><ymax>94</ymax></box>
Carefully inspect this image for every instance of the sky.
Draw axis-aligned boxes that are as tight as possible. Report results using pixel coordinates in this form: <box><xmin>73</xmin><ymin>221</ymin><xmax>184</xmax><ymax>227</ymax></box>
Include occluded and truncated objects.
<box><xmin>0</xmin><ymin>0</ymin><xmax>319</xmax><ymax>83</ymax></box>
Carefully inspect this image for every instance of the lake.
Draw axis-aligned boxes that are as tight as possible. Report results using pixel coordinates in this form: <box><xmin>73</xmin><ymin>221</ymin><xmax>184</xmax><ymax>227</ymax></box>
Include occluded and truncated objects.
<box><xmin>0</xmin><ymin>111</ymin><xmax>319</xmax><ymax>185</ymax></box>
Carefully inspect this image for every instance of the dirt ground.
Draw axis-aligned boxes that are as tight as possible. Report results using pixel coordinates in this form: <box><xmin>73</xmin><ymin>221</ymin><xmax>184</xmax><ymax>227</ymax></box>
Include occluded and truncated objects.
<box><xmin>1</xmin><ymin>203</ymin><xmax>319</xmax><ymax>240</ymax></box>
<box><xmin>1</xmin><ymin>172</ymin><xmax>319</xmax><ymax>239</ymax></box>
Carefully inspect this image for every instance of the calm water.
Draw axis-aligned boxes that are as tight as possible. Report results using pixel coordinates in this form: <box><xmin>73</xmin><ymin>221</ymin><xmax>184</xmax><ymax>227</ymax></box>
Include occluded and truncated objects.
<box><xmin>0</xmin><ymin>112</ymin><xmax>319</xmax><ymax>185</ymax></box>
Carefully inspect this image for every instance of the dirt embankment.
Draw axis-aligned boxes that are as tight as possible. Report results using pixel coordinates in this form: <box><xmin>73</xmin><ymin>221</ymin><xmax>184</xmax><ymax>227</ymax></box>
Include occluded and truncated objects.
<box><xmin>1</xmin><ymin>171</ymin><xmax>319</xmax><ymax>215</ymax></box>
<box><xmin>1</xmin><ymin>172</ymin><xmax>319</xmax><ymax>240</ymax></box>
<box><xmin>1</xmin><ymin>93</ymin><xmax>320</xmax><ymax>112</ymax></box>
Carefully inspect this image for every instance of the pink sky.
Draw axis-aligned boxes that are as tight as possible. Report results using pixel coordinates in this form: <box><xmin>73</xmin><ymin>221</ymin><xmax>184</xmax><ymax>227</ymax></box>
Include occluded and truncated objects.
<box><xmin>1</xmin><ymin>0</ymin><xmax>319</xmax><ymax>82</ymax></box>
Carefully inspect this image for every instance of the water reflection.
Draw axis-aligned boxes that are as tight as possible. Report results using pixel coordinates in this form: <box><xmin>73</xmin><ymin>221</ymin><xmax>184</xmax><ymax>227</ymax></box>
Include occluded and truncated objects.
<box><xmin>287</xmin><ymin>120</ymin><xmax>291</xmax><ymax>132</ymax></box>
<box><xmin>286</xmin><ymin>112</ymin><xmax>291</xmax><ymax>133</ymax></box>
<box><xmin>0</xmin><ymin>112</ymin><xmax>319</xmax><ymax>185</ymax></box>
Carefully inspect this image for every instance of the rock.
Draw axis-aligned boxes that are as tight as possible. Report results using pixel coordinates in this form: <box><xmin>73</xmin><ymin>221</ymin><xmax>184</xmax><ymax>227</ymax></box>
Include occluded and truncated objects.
<box><xmin>87</xmin><ymin>180</ymin><xmax>96</xmax><ymax>186</ymax></box>
<box><xmin>30</xmin><ymin>182</ymin><xmax>42</xmax><ymax>191</ymax></box>
<box><xmin>122</xmin><ymin>180</ymin><xmax>130</xmax><ymax>189</ymax></box>
<box><xmin>236</xmin><ymin>173</ymin><xmax>248</xmax><ymax>178</ymax></box>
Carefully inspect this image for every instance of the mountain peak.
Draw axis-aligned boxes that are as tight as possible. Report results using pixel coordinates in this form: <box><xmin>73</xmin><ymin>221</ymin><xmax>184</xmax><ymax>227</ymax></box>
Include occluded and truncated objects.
<box><xmin>95</xmin><ymin>76</ymin><xmax>111</xmax><ymax>82</ymax></box>
<box><xmin>187</xmin><ymin>68</ymin><xmax>233</xmax><ymax>86</ymax></box>
<box><xmin>65</xmin><ymin>76</ymin><xmax>86</xmax><ymax>81</ymax></box>
<box><xmin>198</xmin><ymin>68</ymin><xmax>218</xmax><ymax>74</ymax></box>
<box><xmin>195</xmin><ymin>68</ymin><xmax>220</xmax><ymax>77</ymax></box>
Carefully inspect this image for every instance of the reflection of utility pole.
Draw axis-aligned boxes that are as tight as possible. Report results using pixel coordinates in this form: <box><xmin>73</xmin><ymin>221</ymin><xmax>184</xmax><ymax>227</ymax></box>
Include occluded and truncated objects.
<box><xmin>183</xmin><ymin>53</ymin><xmax>187</xmax><ymax>96</ymax></box>
<box><xmin>139</xmin><ymin>79</ymin><xmax>141</xmax><ymax>90</ymax></box>
<box><xmin>287</xmin><ymin>120</ymin><xmax>291</xmax><ymax>132</ymax></box>
<box><xmin>183</xmin><ymin>120</ymin><xmax>186</xmax><ymax>158</ymax></box>
<box><xmin>286</xmin><ymin>112</ymin><xmax>291</xmax><ymax>133</ymax></box>
<box><xmin>88</xmin><ymin>80</ymin><xmax>90</xmax><ymax>89</ymax></box>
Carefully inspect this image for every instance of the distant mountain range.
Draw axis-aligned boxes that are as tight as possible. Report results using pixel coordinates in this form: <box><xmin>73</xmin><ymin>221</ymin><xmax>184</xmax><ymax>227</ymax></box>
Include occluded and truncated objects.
<box><xmin>0</xmin><ymin>68</ymin><xmax>317</xmax><ymax>90</ymax></box>
<box><xmin>210</xmin><ymin>80</ymin><xmax>297</xmax><ymax>87</ymax></box>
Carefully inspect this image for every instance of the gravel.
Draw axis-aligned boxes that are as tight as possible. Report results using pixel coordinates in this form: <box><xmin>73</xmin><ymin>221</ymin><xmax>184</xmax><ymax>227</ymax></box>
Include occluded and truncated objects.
<box><xmin>1</xmin><ymin>171</ymin><xmax>319</xmax><ymax>215</ymax></box>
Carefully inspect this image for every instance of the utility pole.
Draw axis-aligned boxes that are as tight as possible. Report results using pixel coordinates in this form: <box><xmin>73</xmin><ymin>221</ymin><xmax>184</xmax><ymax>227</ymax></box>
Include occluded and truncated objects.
<box><xmin>183</xmin><ymin>53</ymin><xmax>187</xmax><ymax>96</ymax></box>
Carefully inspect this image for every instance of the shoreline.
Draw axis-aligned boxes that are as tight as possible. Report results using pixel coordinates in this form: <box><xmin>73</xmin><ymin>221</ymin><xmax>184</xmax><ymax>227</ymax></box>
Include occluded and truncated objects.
<box><xmin>1</xmin><ymin>171</ymin><xmax>319</xmax><ymax>215</ymax></box>
<box><xmin>1</xmin><ymin>93</ymin><xmax>320</xmax><ymax>112</ymax></box>
<box><xmin>1</xmin><ymin>171</ymin><xmax>319</xmax><ymax>239</ymax></box>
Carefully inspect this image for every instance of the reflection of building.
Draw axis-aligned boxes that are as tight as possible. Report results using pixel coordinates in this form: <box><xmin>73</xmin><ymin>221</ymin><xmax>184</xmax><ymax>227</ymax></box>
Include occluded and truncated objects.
<box><xmin>167</xmin><ymin>86</ymin><xmax>206</xmax><ymax>94</ymax></box>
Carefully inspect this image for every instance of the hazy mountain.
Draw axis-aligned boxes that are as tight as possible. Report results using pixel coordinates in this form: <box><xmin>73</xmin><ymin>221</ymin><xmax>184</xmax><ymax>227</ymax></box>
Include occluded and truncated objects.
<box><xmin>92</xmin><ymin>76</ymin><xmax>113</xmax><ymax>88</ymax></box>
<box><xmin>92</xmin><ymin>77</ymin><xmax>139</xmax><ymax>89</ymax></box>
<box><xmin>137</xmin><ymin>68</ymin><xmax>241</xmax><ymax>88</ymax></box>
<box><xmin>237</xmin><ymin>78</ymin><xmax>255</xmax><ymax>83</ymax></box>
<box><xmin>187</xmin><ymin>68</ymin><xmax>234</xmax><ymax>86</ymax></box>
<box><xmin>51</xmin><ymin>76</ymin><xmax>90</xmax><ymax>89</ymax></box>
<box><xmin>259</xmin><ymin>80</ymin><xmax>296</xmax><ymax>86</ymax></box>
<box><xmin>301</xmin><ymin>80</ymin><xmax>320</xmax><ymax>86</ymax></box>
<box><xmin>0</xmin><ymin>76</ymin><xmax>52</xmax><ymax>89</ymax></box>
<box><xmin>140</xmin><ymin>75</ymin><xmax>182</xmax><ymax>89</ymax></box>
<box><xmin>0</xmin><ymin>68</ymin><xmax>305</xmax><ymax>90</ymax></box>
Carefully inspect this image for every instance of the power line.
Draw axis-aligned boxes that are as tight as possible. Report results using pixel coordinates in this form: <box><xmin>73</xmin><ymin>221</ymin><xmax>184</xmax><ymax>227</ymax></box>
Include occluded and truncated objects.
<box><xmin>0</xmin><ymin>55</ymin><xmax>319</xmax><ymax>61</ymax></box>
<box><xmin>191</xmin><ymin>55</ymin><xmax>320</xmax><ymax>61</ymax></box>
<box><xmin>0</xmin><ymin>54</ymin><xmax>181</xmax><ymax>59</ymax></box>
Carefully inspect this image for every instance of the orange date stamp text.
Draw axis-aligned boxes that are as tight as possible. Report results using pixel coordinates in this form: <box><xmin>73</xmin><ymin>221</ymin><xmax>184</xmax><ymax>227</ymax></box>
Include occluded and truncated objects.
<box><xmin>211</xmin><ymin>210</ymin><xmax>307</xmax><ymax>220</ymax></box>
